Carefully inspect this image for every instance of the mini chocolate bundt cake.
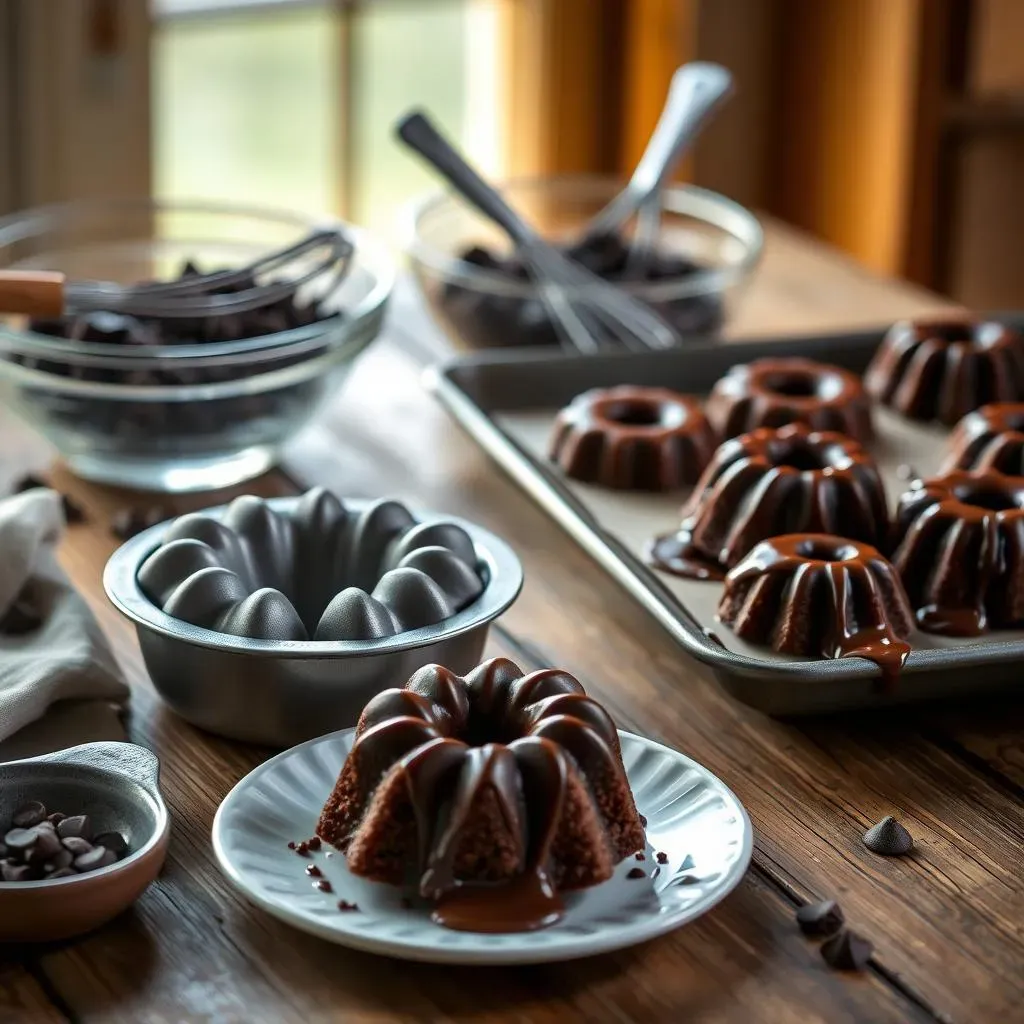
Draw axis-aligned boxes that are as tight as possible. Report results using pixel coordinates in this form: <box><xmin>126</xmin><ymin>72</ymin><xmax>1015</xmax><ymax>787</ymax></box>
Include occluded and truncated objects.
<box><xmin>865</xmin><ymin>319</ymin><xmax>1024</xmax><ymax>426</ymax></box>
<box><xmin>648</xmin><ymin>423</ymin><xmax>889</xmax><ymax>580</ymax></box>
<box><xmin>890</xmin><ymin>470</ymin><xmax>1024</xmax><ymax>635</ymax></box>
<box><xmin>317</xmin><ymin>658</ymin><xmax>646</xmax><ymax>932</ymax></box>
<box><xmin>941</xmin><ymin>403</ymin><xmax>1024</xmax><ymax>476</ymax></box>
<box><xmin>718</xmin><ymin>534</ymin><xmax>913</xmax><ymax>684</ymax></box>
<box><xmin>705</xmin><ymin>358</ymin><xmax>873</xmax><ymax>442</ymax></box>
<box><xmin>549</xmin><ymin>385</ymin><xmax>717</xmax><ymax>491</ymax></box>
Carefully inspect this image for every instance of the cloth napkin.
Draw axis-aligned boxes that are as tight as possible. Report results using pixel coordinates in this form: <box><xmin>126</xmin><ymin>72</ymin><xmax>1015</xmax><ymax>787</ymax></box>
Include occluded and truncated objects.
<box><xmin>0</xmin><ymin>488</ymin><xmax>129</xmax><ymax>752</ymax></box>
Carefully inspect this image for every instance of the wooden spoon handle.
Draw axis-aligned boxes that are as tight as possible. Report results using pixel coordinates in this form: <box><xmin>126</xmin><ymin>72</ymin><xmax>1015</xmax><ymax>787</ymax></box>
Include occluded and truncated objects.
<box><xmin>0</xmin><ymin>270</ymin><xmax>67</xmax><ymax>317</ymax></box>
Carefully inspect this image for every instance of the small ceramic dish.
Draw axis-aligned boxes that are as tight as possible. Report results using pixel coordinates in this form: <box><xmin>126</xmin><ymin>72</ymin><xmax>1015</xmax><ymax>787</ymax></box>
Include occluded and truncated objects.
<box><xmin>104</xmin><ymin>491</ymin><xmax>524</xmax><ymax>746</ymax></box>
<box><xmin>0</xmin><ymin>742</ymin><xmax>170</xmax><ymax>943</ymax></box>
<box><xmin>212</xmin><ymin>727</ymin><xmax>752</xmax><ymax>964</ymax></box>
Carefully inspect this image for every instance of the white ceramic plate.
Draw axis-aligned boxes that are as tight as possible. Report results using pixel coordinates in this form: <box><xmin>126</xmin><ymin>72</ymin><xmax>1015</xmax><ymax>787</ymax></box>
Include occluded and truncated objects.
<box><xmin>212</xmin><ymin>729</ymin><xmax>753</xmax><ymax>964</ymax></box>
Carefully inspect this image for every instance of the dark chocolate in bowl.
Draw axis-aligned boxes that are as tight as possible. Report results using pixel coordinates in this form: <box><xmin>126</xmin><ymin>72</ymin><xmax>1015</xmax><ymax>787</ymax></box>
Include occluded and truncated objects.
<box><xmin>0</xmin><ymin>743</ymin><xmax>169</xmax><ymax>943</ymax></box>
<box><xmin>3</xmin><ymin>266</ymin><xmax>340</xmax><ymax>456</ymax></box>
<box><xmin>438</xmin><ymin>233</ymin><xmax>724</xmax><ymax>350</ymax></box>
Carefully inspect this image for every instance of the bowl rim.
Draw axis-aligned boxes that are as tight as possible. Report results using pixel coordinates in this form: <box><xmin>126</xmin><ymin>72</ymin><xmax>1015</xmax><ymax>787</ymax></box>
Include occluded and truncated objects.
<box><xmin>103</xmin><ymin>496</ymin><xmax>525</xmax><ymax>657</ymax></box>
<box><xmin>0</xmin><ymin>197</ymin><xmax>396</xmax><ymax>359</ymax></box>
<box><xmin>0</xmin><ymin>757</ymin><xmax>170</xmax><ymax>892</ymax></box>
<box><xmin>403</xmin><ymin>175</ymin><xmax>764</xmax><ymax>302</ymax></box>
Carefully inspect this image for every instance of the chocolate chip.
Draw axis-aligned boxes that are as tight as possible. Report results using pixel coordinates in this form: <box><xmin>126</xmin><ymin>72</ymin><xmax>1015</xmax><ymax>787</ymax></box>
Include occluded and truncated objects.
<box><xmin>1</xmin><ymin>861</ymin><xmax>34</xmax><ymax>882</ymax></box>
<box><xmin>337</xmin><ymin>899</ymin><xmax>359</xmax><ymax>912</ymax></box>
<box><xmin>627</xmin><ymin>867</ymin><xmax>646</xmax><ymax>879</ymax></box>
<box><xmin>295</xmin><ymin>841</ymin><xmax>309</xmax><ymax>856</ymax></box>
<box><xmin>315</xmin><ymin>879</ymin><xmax>333</xmax><ymax>893</ymax></box>
<box><xmin>796</xmin><ymin>899</ymin><xmax>845</xmax><ymax>936</ymax></box>
<box><xmin>862</xmin><ymin>816</ymin><xmax>913</xmax><ymax>856</ymax></box>
<box><xmin>93</xmin><ymin>832</ymin><xmax>129</xmax><ymax>858</ymax></box>
<box><xmin>821</xmin><ymin>929</ymin><xmax>873</xmax><ymax>971</ymax></box>
<box><xmin>305</xmin><ymin>864</ymin><xmax>322</xmax><ymax>877</ymax></box>
<box><xmin>4</xmin><ymin>828</ymin><xmax>39</xmax><ymax>851</ymax></box>
<box><xmin>26</xmin><ymin>829</ymin><xmax>62</xmax><ymax>864</ymax></box>
<box><xmin>43</xmin><ymin>849</ymin><xmax>74</xmax><ymax>873</ymax></box>
<box><xmin>61</xmin><ymin>836</ymin><xmax>93</xmax><ymax>856</ymax></box>
<box><xmin>73</xmin><ymin>846</ymin><xmax>116</xmax><ymax>872</ymax></box>
<box><xmin>656</xmin><ymin>851</ymin><xmax>669</xmax><ymax>864</ymax></box>
<box><xmin>11</xmin><ymin>801</ymin><xmax>47</xmax><ymax>828</ymax></box>
<box><xmin>287</xmin><ymin>841</ymin><xmax>296</xmax><ymax>850</ymax></box>
<box><xmin>57</xmin><ymin>815</ymin><xmax>92</xmax><ymax>841</ymax></box>
<box><xmin>634</xmin><ymin>852</ymin><xmax>645</xmax><ymax>861</ymax></box>
<box><xmin>47</xmin><ymin>812</ymin><xmax>65</xmax><ymax>825</ymax></box>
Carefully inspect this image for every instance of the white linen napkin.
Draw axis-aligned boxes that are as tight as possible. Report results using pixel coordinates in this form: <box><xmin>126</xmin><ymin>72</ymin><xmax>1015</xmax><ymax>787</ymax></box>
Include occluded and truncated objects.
<box><xmin>0</xmin><ymin>488</ymin><xmax>129</xmax><ymax>748</ymax></box>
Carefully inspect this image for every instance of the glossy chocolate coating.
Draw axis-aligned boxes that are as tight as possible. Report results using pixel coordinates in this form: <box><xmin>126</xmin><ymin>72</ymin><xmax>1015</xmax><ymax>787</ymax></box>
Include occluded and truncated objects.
<box><xmin>317</xmin><ymin>659</ymin><xmax>645</xmax><ymax>933</ymax></box>
<box><xmin>942</xmin><ymin>403</ymin><xmax>1024</xmax><ymax>477</ymax></box>
<box><xmin>890</xmin><ymin>469</ymin><xmax>1024</xmax><ymax>635</ymax></box>
<box><xmin>717</xmin><ymin>534</ymin><xmax>913</xmax><ymax>689</ymax></box>
<box><xmin>649</xmin><ymin>423</ymin><xmax>889</xmax><ymax>580</ymax></box>
<box><xmin>549</xmin><ymin>385</ymin><xmax>718</xmax><ymax>491</ymax></box>
<box><xmin>705</xmin><ymin>358</ymin><xmax>873</xmax><ymax>442</ymax></box>
<box><xmin>865</xmin><ymin>319</ymin><xmax>1024</xmax><ymax>426</ymax></box>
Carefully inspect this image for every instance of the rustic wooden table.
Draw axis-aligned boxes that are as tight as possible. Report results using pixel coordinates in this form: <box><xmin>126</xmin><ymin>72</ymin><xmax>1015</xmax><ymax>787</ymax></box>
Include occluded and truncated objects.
<box><xmin>2</xmin><ymin>220</ymin><xmax>1022</xmax><ymax>1024</ymax></box>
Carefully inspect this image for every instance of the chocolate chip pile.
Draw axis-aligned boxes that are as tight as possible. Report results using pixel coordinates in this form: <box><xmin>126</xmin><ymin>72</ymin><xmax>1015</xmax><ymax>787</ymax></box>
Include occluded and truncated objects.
<box><xmin>439</xmin><ymin>233</ymin><xmax>724</xmax><ymax>350</ymax></box>
<box><xmin>6</xmin><ymin>260</ymin><xmax>337</xmax><ymax>454</ymax></box>
<box><xmin>1</xmin><ymin>801</ymin><xmax>128</xmax><ymax>882</ymax></box>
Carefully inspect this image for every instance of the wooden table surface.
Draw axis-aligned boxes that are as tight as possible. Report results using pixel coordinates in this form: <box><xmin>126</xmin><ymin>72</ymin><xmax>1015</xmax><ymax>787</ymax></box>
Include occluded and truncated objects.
<box><xmin>2</xmin><ymin>220</ymin><xmax>1023</xmax><ymax>1024</ymax></box>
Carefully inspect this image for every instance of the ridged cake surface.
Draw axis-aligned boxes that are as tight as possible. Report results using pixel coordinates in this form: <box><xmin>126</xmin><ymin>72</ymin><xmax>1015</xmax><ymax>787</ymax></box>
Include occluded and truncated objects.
<box><xmin>705</xmin><ymin>358</ymin><xmax>873</xmax><ymax>442</ymax></box>
<box><xmin>941</xmin><ymin>403</ymin><xmax>1024</xmax><ymax>476</ymax></box>
<box><xmin>718</xmin><ymin>534</ymin><xmax>914</xmax><ymax>686</ymax></box>
<box><xmin>890</xmin><ymin>470</ymin><xmax>1024</xmax><ymax>635</ymax></box>
<box><xmin>865</xmin><ymin>319</ymin><xmax>1024</xmax><ymax>425</ymax></box>
<box><xmin>138</xmin><ymin>488</ymin><xmax>484</xmax><ymax>641</ymax></box>
<box><xmin>316</xmin><ymin>657</ymin><xmax>646</xmax><ymax>932</ymax></box>
<box><xmin>648</xmin><ymin>423</ymin><xmax>889</xmax><ymax>580</ymax></box>
<box><xmin>548</xmin><ymin>385</ymin><xmax>717</xmax><ymax>491</ymax></box>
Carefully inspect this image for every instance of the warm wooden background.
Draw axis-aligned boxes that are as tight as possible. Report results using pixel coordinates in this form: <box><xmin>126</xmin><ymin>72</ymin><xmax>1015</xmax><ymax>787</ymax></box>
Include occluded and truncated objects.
<box><xmin>1</xmin><ymin>219</ymin><xmax>1022</xmax><ymax>1023</ymax></box>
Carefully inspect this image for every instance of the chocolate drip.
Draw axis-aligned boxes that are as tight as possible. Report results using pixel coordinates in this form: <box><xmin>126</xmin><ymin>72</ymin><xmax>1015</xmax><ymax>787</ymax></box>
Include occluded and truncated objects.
<box><xmin>648</xmin><ymin>424</ymin><xmax>887</xmax><ymax>580</ymax></box>
<box><xmin>705</xmin><ymin>358</ymin><xmax>873</xmax><ymax>442</ymax></box>
<box><xmin>720</xmin><ymin>534</ymin><xmax>913</xmax><ymax>688</ymax></box>
<box><xmin>318</xmin><ymin>659</ymin><xmax>645</xmax><ymax>933</ymax></box>
<box><xmin>865</xmin><ymin>320</ymin><xmax>1024</xmax><ymax>426</ymax></box>
<box><xmin>942</xmin><ymin>402</ymin><xmax>1024</xmax><ymax>476</ymax></box>
<box><xmin>891</xmin><ymin>471</ymin><xmax>1024</xmax><ymax>635</ymax></box>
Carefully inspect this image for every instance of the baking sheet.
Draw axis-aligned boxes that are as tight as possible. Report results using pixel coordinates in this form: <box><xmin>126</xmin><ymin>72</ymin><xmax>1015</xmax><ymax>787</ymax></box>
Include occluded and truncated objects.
<box><xmin>431</xmin><ymin>322</ymin><xmax>1024</xmax><ymax>713</ymax></box>
<box><xmin>497</xmin><ymin>405</ymin><xmax>1024</xmax><ymax>661</ymax></box>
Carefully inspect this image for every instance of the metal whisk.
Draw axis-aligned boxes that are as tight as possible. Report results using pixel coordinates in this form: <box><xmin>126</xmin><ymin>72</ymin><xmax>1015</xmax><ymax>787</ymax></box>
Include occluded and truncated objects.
<box><xmin>397</xmin><ymin>111</ymin><xmax>680</xmax><ymax>353</ymax></box>
<box><xmin>0</xmin><ymin>227</ymin><xmax>353</xmax><ymax>320</ymax></box>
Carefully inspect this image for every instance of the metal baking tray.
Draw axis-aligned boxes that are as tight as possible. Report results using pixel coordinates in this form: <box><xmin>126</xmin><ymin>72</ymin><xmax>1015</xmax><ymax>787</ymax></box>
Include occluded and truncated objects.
<box><xmin>428</xmin><ymin>317</ymin><xmax>1024</xmax><ymax>714</ymax></box>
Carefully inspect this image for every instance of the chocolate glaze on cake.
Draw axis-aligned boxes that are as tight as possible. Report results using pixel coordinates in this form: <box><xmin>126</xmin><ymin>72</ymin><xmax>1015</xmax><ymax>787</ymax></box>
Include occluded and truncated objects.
<box><xmin>865</xmin><ymin>319</ymin><xmax>1024</xmax><ymax>426</ymax></box>
<box><xmin>942</xmin><ymin>403</ymin><xmax>1024</xmax><ymax>476</ymax></box>
<box><xmin>549</xmin><ymin>385</ymin><xmax>718</xmax><ymax>491</ymax></box>
<box><xmin>649</xmin><ymin>423</ymin><xmax>889</xmax><ymax>580</ymax></box>
<box><xmin>717</xmin><ymin>534</ymin><xmax>913</xmax><ymax>688</ymax></box>
<box><xmin>890</xmin><ymin>470</ymin><xmax>1024</xmax><ymax>635</ymax></box>
<box><xmin>316</xmin><ymin>658</ymin><xmax>645</xmax><ymax>933</ymax></box>
<box><xmin>705</xmin><ymin>358</ymin><xmax>873</xmax><ymax>442</ymax></box>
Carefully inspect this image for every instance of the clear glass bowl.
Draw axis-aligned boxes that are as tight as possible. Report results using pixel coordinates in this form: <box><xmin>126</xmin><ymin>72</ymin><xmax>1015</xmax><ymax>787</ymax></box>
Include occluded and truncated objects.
<box><xmin>0</xmin><ymin>200</ymin><xmax>393</xmax><ymax>491</ymax></box>
<box><xmin>406</xmin><ymin>176</ymin><xmax>763</xmax><ymax>351</ymax></box>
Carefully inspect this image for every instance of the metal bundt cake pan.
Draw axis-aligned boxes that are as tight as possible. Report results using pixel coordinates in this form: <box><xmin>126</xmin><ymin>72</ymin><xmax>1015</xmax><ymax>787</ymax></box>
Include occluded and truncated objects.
<box><xmin>104</xmin><ymin>488</ymin><xmax>523</xmax><ymax>746</ymax></box>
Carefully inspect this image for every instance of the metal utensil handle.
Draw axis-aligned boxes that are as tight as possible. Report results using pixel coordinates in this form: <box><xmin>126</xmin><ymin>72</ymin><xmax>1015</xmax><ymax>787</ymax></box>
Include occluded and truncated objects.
<box><xmin>396</xmin><ymin>110</ymin><xmax>537</xmax><ymax>247</ymax></box>
<box><xmin>631</xmin><ymin>62</ymin><xmax>734</xmax><ymax>197</ymax></box>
